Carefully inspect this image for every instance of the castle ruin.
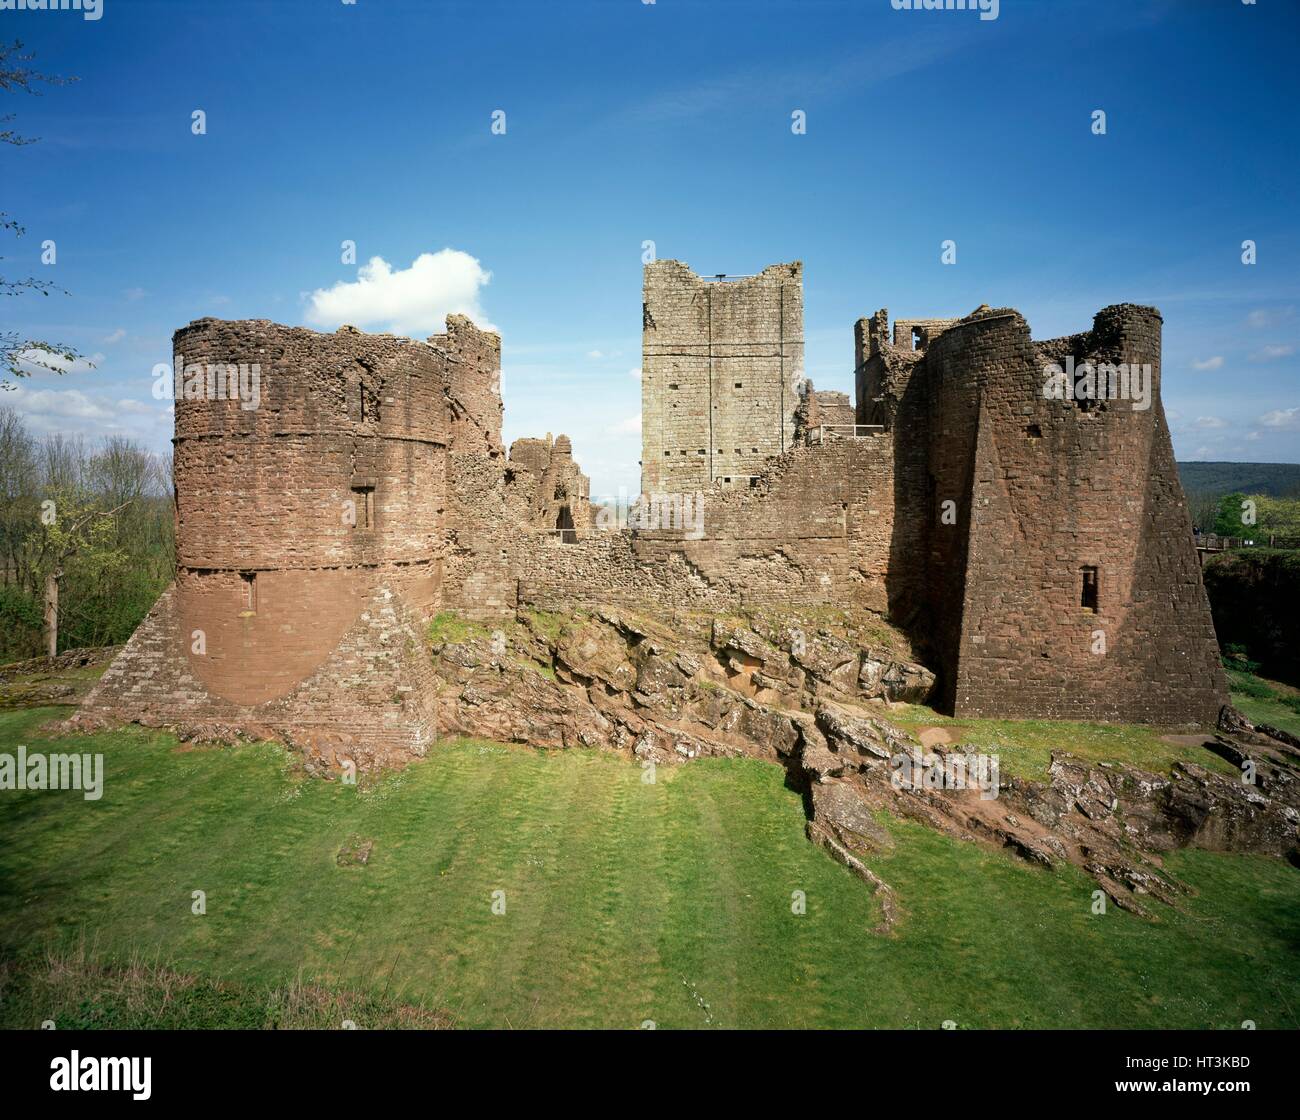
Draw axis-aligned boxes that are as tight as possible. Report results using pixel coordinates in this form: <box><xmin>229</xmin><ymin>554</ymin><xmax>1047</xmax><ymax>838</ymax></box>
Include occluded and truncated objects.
<box><xmin>80</xmin><ymin>259</ymin><xmax>1227</xmax><ymax>764</ymax></box>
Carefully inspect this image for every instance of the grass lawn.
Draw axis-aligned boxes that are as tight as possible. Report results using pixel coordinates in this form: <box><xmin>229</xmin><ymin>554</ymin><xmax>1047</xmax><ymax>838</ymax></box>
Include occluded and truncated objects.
<box><xmin>1225</xmin><ymin>668</ymin><xmax>1300</xmax><ymax>739</ymax></box>
<box><xmin>886</xmin><ymin>707</ymin><xmax>1239</xmax><ymax>782</ymax></box>
<box><xmin>1</xmin><ymin>706</ymin><xmax>1297</xmax><ymax>1029</ymax></box>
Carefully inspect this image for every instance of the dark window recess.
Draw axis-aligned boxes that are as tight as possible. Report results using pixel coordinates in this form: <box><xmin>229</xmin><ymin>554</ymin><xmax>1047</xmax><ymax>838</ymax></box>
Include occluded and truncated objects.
<box><xmin>1080</xmin><ymin>566</ymin><xmax>1099</xmax><ymax>612</ymax></box>
<box><xmin>351</xmin><ymin>485</ymin><xmax>375</xmax><ymax>528</ymax></box>
<box><xmin>556</xmin><ymin>505</ymin><xmax>576</xmax><ymax>544</ymax></box>
<box><xmin>240</xmin><ymin>571</ymin><xmax>257</xmax><ymax>611</ymax></box>
<box><xmin>1025</xmin><ymin>423</ymin><xmax>1042</xmax><ymax>439</ymax></box>
<box><xmin>734</xmin><ymin>382</ymin><xmax>743</xmax><ymax>388</ymax></box>
<box><xmin>669</xmin><ymin>382</ymin><xmax>679</xmax><ymax>390</ymax></box>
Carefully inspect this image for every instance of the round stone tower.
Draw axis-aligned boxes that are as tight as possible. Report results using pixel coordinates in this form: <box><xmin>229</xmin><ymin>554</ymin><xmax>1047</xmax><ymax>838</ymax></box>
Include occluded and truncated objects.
<box><xmin>171</xmin><ymin>318</ymin><xmax>448</xmax><ymax>705</ymax></box>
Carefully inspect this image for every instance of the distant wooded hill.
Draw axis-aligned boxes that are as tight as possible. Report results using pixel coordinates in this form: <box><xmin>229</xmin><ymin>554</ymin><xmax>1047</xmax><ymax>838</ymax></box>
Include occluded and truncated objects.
<box><xmin>1178</xmin><ymin>462</ymin><xmax>1300</xmax><ymax>500</ymax></box>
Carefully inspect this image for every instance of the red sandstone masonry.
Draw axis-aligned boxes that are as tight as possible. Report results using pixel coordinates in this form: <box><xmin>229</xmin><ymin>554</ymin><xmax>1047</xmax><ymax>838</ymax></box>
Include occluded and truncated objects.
<box><xmin>79</xmin><ymin>314</ymin><xmax>501</xmax><ymax>766</ymax></box>
<box><xmin>861</xmin><ymin>302</ymin><xmax>1227</xmax><ymax>726</ymax></box>
<box><xmin>83</xmin><ymin>273</ymin><xmax>1227</xmax><ymax>759</ymax></box>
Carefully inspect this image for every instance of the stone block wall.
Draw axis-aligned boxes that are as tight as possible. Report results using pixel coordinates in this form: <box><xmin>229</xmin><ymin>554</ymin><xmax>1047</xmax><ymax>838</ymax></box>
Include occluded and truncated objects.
<box><xmin>84</xmin><ymin>277</ymin><xmax>1229</xmax><ymax>757</ymax></box>
<box><xmin>862</xmin><ymin>302</ymin><xmax>1227</xmax><ymax>726</ymax></box>
<box><xmin>520</xmin><ymin>436</ymin><xmax>895</xmax><ymax>614</ymax></box>
<box><xmin>81</xmin><ymin>314</ymin><xmax>503</xmax><ymax>754</ymax></box>
<box><xmin>951</xmin><ymin>305</ymin><xmax>1226</xmax><ymax>724</ymax></box>
<box><xmin>642</xmin><ymin>260</ymin><xmax>803</xmax><ymax>492</ymax></box>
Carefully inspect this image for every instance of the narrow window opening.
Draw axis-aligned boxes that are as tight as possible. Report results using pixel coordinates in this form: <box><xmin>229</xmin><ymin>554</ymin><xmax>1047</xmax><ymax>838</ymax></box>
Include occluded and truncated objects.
<box><xmin>734</xmin><ymin>381</ymin><xmax>743</xmax><ymax>389</ymax></box>
<box><xmin>1025</xmin><ymin>423</ymin><xmax>1042</xmax><ymax>439</ymax></box>
<box><xmin>555</xmin><ymin>505</ymin><xmax>576</xmax><ymax>544</ymax></box>
<box><xmin>1080</xmin><ymin>566</ymin><xmax>1099</xmax><ymax>612</ymax></box>
<box><xmin>912</xmin><ymin>328</ymin><xmax>924</xmax><ymax>351</ymax></box>
<box><xmin>240</xmin><ymin>571</ymin><xmax>257</xmax><ymax>612</ymax></box>
<box><xmin>351</xmin><ymin>484</ymin><xmax>375</xmax><ymax>528</ymax></box>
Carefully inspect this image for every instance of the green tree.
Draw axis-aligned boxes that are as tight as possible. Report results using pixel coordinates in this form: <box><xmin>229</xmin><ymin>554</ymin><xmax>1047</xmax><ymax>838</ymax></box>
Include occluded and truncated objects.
<box><xmin>33</xmin><ymin>489</ymin><xmax>131</xmax><ymax>657</ymax></box>
<box><xmin>1253</xmin><ymin>495</ymin><xmax>1300</xmax><ymax>538</ymax></box>
<box><xmin>1213</xmin><ymin>492</ymin><xmax>1249</xmax><ymax>537</ymax></box>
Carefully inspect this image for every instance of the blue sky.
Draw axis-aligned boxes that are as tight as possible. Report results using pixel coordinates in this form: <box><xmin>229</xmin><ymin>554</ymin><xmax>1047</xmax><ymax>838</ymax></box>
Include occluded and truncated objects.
<box><xmin>4</xmin><ymin>0</ymin><xmax>1299</xmax><ymax>498</ymax></box>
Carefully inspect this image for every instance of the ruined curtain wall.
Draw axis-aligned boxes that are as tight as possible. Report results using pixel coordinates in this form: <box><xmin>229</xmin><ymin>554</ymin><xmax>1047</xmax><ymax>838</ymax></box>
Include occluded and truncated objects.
<box><xmin>520</xmin><ymin>438</ymin><xmax>894</xmax><ymax>613</ymax></box>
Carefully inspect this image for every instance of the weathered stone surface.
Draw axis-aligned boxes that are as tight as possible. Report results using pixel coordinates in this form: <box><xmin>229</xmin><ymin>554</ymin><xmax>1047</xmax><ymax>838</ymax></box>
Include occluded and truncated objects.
<box><xmin>814</xmin><ymin>701</ymin><xmax>901</xmax><ymax>764</ymax></box>
<box><xmin>810</xmin><ymin>781</ymin><xmax>894</xmax><ymax>853</ymax></box>
<box><xmin>555</xmin><ymin>620</ymin><xmax>636</xmax><ymax>692</ymax></box>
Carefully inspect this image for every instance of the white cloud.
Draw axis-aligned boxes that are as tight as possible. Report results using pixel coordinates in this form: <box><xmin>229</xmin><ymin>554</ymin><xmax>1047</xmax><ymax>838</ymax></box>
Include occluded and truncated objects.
<box><xmin>1193</xmin><ymin>416</ymin><xmax>1228</xmax><ymax>429</ymax></box>
<box><xmin>6</xmin><ymin>384</ymin><xmax>172</xmax><ymax>444</ymax></box>
<box><xmin>7</xmin><ymin>384</ymin><xmax>117</xmax><ymax>423</ymax></box>
<box><xmin>586</xmin><ymin>349</ymin><xmax>604</xmax><ymax>360</ymax></box>
<box><xmin>1247</xmin><ymin>307</ymin><xmax>1293</xmax><ymax>329</ymax></box>
<box><xmin>305</xmin><ymin>250</ymin><xmax>494</xmax><ymax>337</ymax></box>
<box><xmin>1191</xmin><ymin>355</ymin><xmax>1223</xmax><ymax>371</ymax></box>
<box><xmin>1259</xmin><ymin>407</ymin><xmax>1300</xmax><ymax>430</ymax></box>
<box><xmin>116</xmin><ymin>398</ymin><xmax>164</xmax><ymax>417</ymax></box>
<box><xmin>629</xmin><ymin>367</ymin><xmax>641</xmax><ymax>380</ymax></box>
<box><xmin>1250</xmin><ymin>344</ymin><xmax>1295</xmax><ymax>362</ymax></box>
<box><xmin>103</xmin><ymin>328</ymin><xmax>126</xmax><ymax>344</ymax></box>
<box><xmin>613</xmin><ymin>413</ymin><xmax>642</xmax><ymax>435</ymax></box>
